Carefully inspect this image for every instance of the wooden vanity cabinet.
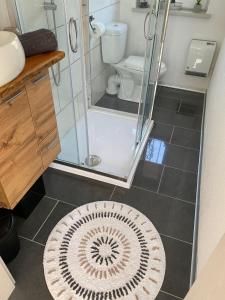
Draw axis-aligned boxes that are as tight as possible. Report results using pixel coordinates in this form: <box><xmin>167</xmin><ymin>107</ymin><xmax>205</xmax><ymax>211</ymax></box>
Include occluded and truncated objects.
<box><xmin>25</xmin><ymin>70</ymin><xmax>58</xmax><ymax>144</ymax></box>
<box><xmin>0</xmin><ymin>68</ymin><xmax>61</xmax><ymax>209</ymax></box>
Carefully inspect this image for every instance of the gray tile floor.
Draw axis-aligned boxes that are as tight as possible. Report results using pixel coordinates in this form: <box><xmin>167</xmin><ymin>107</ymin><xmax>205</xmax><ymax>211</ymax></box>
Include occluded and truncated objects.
<box><xmin>8</xmin><ymin>86</ymin><xmax>204</xmax><ymax>300</ymax></box>
<box><xmin>96</xmin><ymin>94</ymin><xmax>139</xmax><ymax>114</ymax></box>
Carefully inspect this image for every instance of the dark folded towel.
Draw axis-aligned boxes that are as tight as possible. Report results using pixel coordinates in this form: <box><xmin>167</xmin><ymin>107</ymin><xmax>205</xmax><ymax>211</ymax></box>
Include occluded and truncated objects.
<box><xmin>19</xmin><ymin>29</ymin><xmax>58</xmax><ymax>57</ymax></box>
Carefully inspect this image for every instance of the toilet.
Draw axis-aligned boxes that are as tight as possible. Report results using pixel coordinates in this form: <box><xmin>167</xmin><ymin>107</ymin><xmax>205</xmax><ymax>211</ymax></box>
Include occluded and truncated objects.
<box><xmin>102</xmin><ymin>22</ymin><xmax>167</xmax><ymax>103</ymax></box>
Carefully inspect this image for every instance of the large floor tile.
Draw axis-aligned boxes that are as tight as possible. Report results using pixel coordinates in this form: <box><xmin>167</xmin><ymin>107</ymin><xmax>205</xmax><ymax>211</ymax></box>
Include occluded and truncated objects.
<box><xmin>133</xmin><ymin>161</ymin><xmax>163</xmax><ymax>192</ymax></box>
<box><xmin>156</xmin><ymin>86</ymin><xmax>181</xmax><ymax>99</ymax></box>
<box><xmin>111</xmin><ymin>187</ymin><xmax>195</xmax><ymax>243</ymax></box>
<box><xmin>43</xmin><ymin>169</ymin><xmax>114</xmax><ymax>206</ymax></box>
<box><xmin>177</xmin><ymin>88</ymin><xmax>204</xmax><ymax>100</ymax></box>
<box><xmin>180</xmin><ymin>94</ymin><xmax>204</xmax><ymax>115</ymax></box>
<box><xmin>171</xmin><ymin>127</ymin><xmax>201</xmax><ymax>149</ymax></box>
<box><xmin>157</xmin><ymin>86</ymin><xmax>204</xmax><ymax>106</ymax></box>
<box><xmin>156</xmin><ymin>291</ymin><xmax>182</xmax><ymax>300</ymax></box>
<box><xmin>159</xmin><ymin>167</ymin><xmax>197</xmax><ymax>203</ymax></box>
<box><xmin>164</xmin><ymin>143</ymin><xmax>199</xmax><ymax>173</ymax></box>
<box><xmin>179</xmin><ymin>102</ymin><xmax>202</xmax><ymax>117</ymax></box>
<box><xmin>8</xmin><ymin>239</ymin><xmax>51</xmax><ymax>300</ymax></box>
<box><xmin>143</xmin><ymin>138</ymin><xmax>168</xmax><ymax>165</ymax></box>
<box><xmin>155</xmin><ymin>94</ymin><xmax>181</xmax><ymax>111</ymax></box>
<box><xmin>15</xmin><ymin>197</ymin><xmax>57</xmax><ymax>240</ymax></box>
<box><xmin>143</xmin><ymin>139</ymin><xmax>199</xmax><ymax>173</ymax></box>
<box><xmin>96</xmin><ymin>94</ymin><xmax>139</xmax><ymax>114</ymax></box>
<box><xmin>150</xmin><ymin>123</ymin><xmax>173</xmax><ymax>143</ymax></box>
<box><xmin>34</xmin><ymin>202</ymin><xmax>74</xmax><ymax>245</ymax></box>
<box><xmin>161</xmin><ymin>236</ymin><xmax>192</xmax><ymax>298</ymax></box>
<box><xmin>153</xmin><ymin>108</ymin><xmax>202</xmax><ymax>130</ymax></box>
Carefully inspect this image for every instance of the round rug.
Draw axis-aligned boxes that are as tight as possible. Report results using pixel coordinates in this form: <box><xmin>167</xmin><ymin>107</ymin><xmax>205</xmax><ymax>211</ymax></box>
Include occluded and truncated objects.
<box><xmin>43</xmin><ymin>201</ymin><xmax>166</xmax><ymax>300</ymax></box>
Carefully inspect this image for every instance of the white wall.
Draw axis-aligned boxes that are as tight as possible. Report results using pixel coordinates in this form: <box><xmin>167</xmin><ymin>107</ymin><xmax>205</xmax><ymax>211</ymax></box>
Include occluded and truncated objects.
<box><xmin>120</xmin><ymin>0</ymin><xmax>146</xmax><ymax>57</ymax></box>
<box><xmin>0</xmin><ymin>257</ymin><xmax>15</xmax><ymax>300</ymax></box>
<box><xmin>120</xmin><ymin>0</ymin><xmax>225</xmax><ymax>92</ymax></box>
<box><xmin>161</xmin><ymin>0</ymin><xmax>225</xmax><ymax>91</ymax></box>
<box><xmin>181</xmin><ymin>0</ymin><xmax>209</xmax><ymax>9</ymax></box>
<box><xmin>0</xmin><ymin>0</ymin><xmax>11</xmax><ymax>29</ymax></box>
<box><xmin>197</xmin><ymin>38</ymin><xmax>225</xmax><ymax>273</ymax></box>
<box><xmin>185</xmin><ymin>235</ymin><xmax>225</xmax><ymax>299</ymax></box>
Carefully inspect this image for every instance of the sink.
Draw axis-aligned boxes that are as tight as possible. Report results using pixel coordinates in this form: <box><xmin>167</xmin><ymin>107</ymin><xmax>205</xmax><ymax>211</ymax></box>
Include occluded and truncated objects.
<box><xmin>0</xmin><ymin>31</ymin><xmax>25</xmax><ymax>87</ymax></box>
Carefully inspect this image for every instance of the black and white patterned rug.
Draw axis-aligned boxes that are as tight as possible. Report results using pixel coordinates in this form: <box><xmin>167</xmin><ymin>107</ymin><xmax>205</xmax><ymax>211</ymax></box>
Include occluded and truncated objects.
<box><xmin>43</xmin><ymin>201</ymin><xmax>166</xmax><ymax>300</ymax></box>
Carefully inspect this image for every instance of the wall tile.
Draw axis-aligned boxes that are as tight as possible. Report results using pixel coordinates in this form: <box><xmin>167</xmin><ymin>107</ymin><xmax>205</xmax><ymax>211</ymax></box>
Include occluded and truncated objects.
<box><xmin>71</xmin><ymin>59</ymin><xmax>83</xmax><ymax>97</ymax></box>
<box><xmin>89</xmin><ymin>0</ymin><xmax>120</xmax><ymax>13</ymax></box>
<box><xmin>65</xmin><ymin>0</ymin><xmax>80</xmax><ymax>22</ymax></box>
<box><xmin>55</xmin><ymin>25</ymin><xmax>69</xmax><ymax>70</ymax></box>
<box><xmin>50</xmin><ymin>78</ymin><xmax>60</xmax><ymax>114</ymax></box>
<box><xmin>89</xmin><ymin>2</ymin><xmax>120</xmax><ymax>50</ymax></box>
<box><xmin>58</xmin><ymin>68</ymin><xmax>73</xmax><ymax>109</ymax></box>
<box><xmin>74</xmin><ymin>92</ymin><xmax>87</xmax><ymax>120</ymax></box>
<box><xmin>91</xmin><ymin>69</ymin><xmax>108</xmax><ymax>105</ymax></box>
<box><xmin>90</xmin><ymin>45</ymin><xmax>106</xmax><ymax>79</ymax></box>
<box><xmin>46</xmin><ymin>0</ymin><xmax>65</xmax><ymax>30</ymax></box>
<box><xmin>86</xmin><ymin>0</ymin><xmax>120</xmax><ymax>105</ymax></box>
<box><xmin>56</xmin><ymin>102</ymin><xmax>75</xmax><ymax>139</ymax></box>
<box><xmin>16</xmin><ymin>0</ymin><xmax>48</xmax><ymax>32</ymax></box>
<box><xmin>73</xmin><ymin>93</ymin><xmax>88</xmax><ymax>163</ymax></box>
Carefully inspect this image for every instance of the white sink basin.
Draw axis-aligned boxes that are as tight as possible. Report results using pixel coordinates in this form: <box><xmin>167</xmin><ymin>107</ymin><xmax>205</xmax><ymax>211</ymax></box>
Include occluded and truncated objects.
<box><xmin>0</xmin><ymin>31</ymin><xmax>25</xmax><ymax>87</ymax></box>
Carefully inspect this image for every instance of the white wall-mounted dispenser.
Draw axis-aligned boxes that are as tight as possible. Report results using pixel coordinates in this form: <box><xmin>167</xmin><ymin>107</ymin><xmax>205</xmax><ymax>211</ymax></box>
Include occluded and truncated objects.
<box><xmin>185</xmin><ymin>39</ymin><xmax>217</xmax><ymax>77</ymax></box>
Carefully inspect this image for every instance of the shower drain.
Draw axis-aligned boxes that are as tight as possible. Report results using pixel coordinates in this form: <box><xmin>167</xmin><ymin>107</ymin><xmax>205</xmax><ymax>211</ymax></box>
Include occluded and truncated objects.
<box><xmin>85</xmin><ymin>155</ymin><xmax>102</xmax><ymax>167</ymax></box>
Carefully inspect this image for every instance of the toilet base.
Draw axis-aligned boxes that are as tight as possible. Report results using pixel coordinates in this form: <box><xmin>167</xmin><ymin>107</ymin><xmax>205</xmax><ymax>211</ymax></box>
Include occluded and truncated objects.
<box><xmin>106</xmin><ymin>60</ymin><xmax>167</xmax><ymax>104</ymax></box>
<box><xmin>106</xmin><ymin>74</ymin><xmax>142</xmax><ymax>103</ymax></box>
<box><xmin>106</xmin><ymin>74</ymin><xmax>120</xmax><ymax>95</ymax></box>
<box><xmin>118</xmin><ymin>83</ymin><xmax>142</xmax><ymax>103</ymax></box>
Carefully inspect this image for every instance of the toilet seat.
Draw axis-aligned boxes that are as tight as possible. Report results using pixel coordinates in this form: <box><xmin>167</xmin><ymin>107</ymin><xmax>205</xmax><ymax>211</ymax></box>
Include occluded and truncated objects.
<box><xmin>124</xmin><ymin>56</ymin><xmax>166</xmax><ymax>75</ymax></box>
<box><xmin>124</xmin><ymin>56</ymin><xmax>145</xmax><ymax>72</ymax></box>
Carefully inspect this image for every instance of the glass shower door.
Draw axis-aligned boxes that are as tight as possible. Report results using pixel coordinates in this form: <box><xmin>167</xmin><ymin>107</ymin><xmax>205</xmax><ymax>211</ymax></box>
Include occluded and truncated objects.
<box><xmin>14</xmin><ymin>0</ymin><xmax>90</xmax><ymax>167</ymax></box>
<box><xmin>136</xmin><ymin>0</ymin><xmax>170</xmax><ymax>142</ymax></box>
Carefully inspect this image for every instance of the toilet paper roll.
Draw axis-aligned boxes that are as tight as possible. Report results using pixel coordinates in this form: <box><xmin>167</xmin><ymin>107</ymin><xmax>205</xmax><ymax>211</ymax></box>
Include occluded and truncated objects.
<box><xmin>90</xmin><ymin>22</ymin><xmax>105</xmax><ymax>40</ymax></box>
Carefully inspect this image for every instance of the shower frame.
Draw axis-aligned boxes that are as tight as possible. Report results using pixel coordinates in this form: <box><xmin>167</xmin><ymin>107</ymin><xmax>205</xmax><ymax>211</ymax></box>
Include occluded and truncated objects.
<box><xmin>11</xmin><ymin>0</ymin><xmax>170</xmax><ymax>188</ymax></box>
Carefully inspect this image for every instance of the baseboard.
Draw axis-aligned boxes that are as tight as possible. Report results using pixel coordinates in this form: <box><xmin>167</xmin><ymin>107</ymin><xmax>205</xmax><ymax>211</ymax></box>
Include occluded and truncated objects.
<box><xmin>190</xmin><ymin>92</ymin><xmax>207</xmax><ymax>286</ymax></box>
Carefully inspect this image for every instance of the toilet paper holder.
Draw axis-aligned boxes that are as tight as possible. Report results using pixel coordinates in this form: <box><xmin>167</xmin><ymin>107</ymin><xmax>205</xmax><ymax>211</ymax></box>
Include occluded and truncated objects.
<box><xmin>89</xmin><ymin>15</ymin><xmax>96</xmax><ymax>33</ymax></box>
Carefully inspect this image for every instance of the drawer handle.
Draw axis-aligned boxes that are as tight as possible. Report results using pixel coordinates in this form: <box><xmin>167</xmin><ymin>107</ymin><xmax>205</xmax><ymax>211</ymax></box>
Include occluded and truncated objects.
<box><xmin>3</xmin><ymin>90</ymin><xmax>24</xmax><ymax>105</ymax></box>
<box><xmin>47</xmin><ymin>137</ymin><xmax>58</xmax><ymax>150</ymax></box>
<box><xmin>32</xmin><ymin>73</ymin><xmax>48</xmax><ymax>85</ymax></box>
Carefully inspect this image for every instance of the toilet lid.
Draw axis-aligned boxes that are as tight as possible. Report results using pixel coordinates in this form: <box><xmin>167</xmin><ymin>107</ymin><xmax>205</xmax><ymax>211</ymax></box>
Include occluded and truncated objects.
<box><xmin>124</xmin><ymin>56</ymin><xmax>145</xmax><ymax>72</ymax></box>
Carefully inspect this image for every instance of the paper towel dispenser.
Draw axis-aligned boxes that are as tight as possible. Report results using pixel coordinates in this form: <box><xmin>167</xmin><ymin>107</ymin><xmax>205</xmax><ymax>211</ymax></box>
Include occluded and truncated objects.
<box><xmin>185</xmin><ymin>39</ymin><xmax>217</xmax><ymax>77</ymax></box>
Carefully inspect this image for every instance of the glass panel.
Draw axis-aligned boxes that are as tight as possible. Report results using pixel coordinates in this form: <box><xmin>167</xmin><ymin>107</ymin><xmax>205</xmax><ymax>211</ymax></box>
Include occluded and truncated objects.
<box><xmin>82</xmin><ymin>0</ymin><xmax>170</xmax><ymax>180</ymax></box>
<box><xmin>13</xmin><ymin>0</ymin><xmax>170</xmax><ymax>181</ymax></box>
<box><xmin>87</xmin><ymin>1</ymin><xmax>140</xmax><ymax>115</ymax></box>
<box><xmin>136</xmin><ymin>0</ymin><xmax>170</xmax><ymax>142</ymax></box>
<box><xmin>82</xmin><ymin>0</ymin><xmax>141</xmax><ymax>179</ymax></box>
<box><xmin>14</xmin><ymin>0</ymin><xmax>89</xmax><ymax>166</ymax></box>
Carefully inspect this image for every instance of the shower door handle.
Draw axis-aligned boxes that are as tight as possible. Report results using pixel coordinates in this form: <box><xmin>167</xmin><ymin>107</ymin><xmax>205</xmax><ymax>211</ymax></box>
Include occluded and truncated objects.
<box><xmin>69</xmin><ymin>17</ymin><xmax>78</xmax><ymax>53</ymax></box>
<box><xmin>144</xmin><ymin>10</ymin><xmax>157</xmax><ymax>40</ymax></box>
<box><xmin>144</xmin><ymin>12</ymin><xmax>150</xmax><ymax>40</ymax></box>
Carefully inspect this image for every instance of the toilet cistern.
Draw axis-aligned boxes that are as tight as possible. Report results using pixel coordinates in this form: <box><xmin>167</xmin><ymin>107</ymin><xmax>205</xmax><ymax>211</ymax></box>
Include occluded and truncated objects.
<box><xmin>101</xmin><ymin>22</ymin><xmax>167</xmax><ymax>103</ymax></box>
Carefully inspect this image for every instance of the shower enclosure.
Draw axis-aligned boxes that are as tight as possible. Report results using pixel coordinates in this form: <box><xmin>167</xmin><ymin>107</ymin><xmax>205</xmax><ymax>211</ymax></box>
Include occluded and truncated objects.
<box><xmin>12</xmin><ymin>0</ymin><xmax>170</xmax><ymax>187</ymax></box>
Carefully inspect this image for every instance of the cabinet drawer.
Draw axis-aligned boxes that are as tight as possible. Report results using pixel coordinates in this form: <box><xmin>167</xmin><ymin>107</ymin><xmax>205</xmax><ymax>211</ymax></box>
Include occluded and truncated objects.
<box><xmin>25</xmin><ymin>70</ymin><xmax>57</xmax><ymax>144</ymax></box>
<box><xmin>39</xmin><ymin>129</ymin><xmax>60</xmax><ymax>169</ymax></box>
<box><xmin>0</xmin><ymin>138</ymin><xmax>43</xmax><ymax>208</ymax></box>
<box><xmin>0</xmin><ymin>88</ymin><xmax>36</xmax><ymax>163</ymax></box>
